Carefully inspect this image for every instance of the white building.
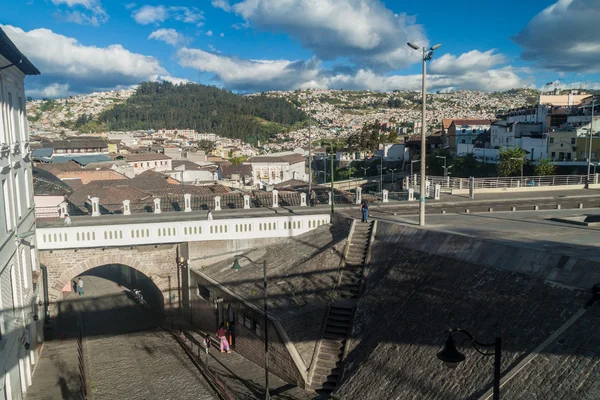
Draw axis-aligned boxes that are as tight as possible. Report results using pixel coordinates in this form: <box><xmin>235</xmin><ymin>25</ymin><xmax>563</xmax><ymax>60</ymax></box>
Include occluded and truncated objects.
<box><xmin>245</xmin><ymin>151</ymin><xmax>307</xmax><ymax>185</ymax></box>
<box><xmin>118</xmin><ymin>153</ymin><xmax>173</xmax><ymax>176</ymax></box>
<box><xmin>195</xmin><ymin>133</ymin><xmax>216</xmax><ymax>142</ymax></box>
<box><xmin>0</xmin><ymin>28</ymin><xmax>43</xmax><ymax>400</ymax></box>
<box><xmin>377</xmin><ymin>144</ymin><xmax>407</xmax><ymax>161</ymax></box>
<box><xmin>490</xmin><ymin>121</ymin><xmax>548</xmax><ymax>161</ymax></box>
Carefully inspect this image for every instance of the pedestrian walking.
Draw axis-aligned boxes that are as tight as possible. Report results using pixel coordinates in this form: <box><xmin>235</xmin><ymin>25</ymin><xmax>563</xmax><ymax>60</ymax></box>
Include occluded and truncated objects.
<box><xmin>72</xmin><ymin>280</ymin><xmax>78</xmax><ymax>293</ymax></box>
<box><xmin>360</xmin><ymin>198</ymin><xmax>369</xmax><ymax>223</ymax></box>
<box><xmin>217</xmin><ymin>323</ymin><xmax>232</xmax><ymax>353</ymax></box>
<box><xmin>77</xmin><ymin>277</ymin><xmax>84</xmax><ymax>296</ymax></box>
<box><xmin>310</xmin><ymin>190</ymin><xmax>316</xmax><ymax>207</ymax></box>
<box><xmin>203</xmin><ymin>334</ymin><xmax>211</xmax><ymax>354</ymax></box>
<box><xmin>207</xmin><ymin>209</ymin><xmax>213</xmax><ymax>220</ymax></box>
<box><xmin>64</xmin><ymin>214</ymin><xmax>72</xmax><ymax>227</ymax></box>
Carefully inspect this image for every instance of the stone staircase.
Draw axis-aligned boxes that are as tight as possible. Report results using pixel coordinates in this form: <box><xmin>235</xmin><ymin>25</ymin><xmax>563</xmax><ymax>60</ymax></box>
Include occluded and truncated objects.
<box><xmin>311</xmin><ymin>220</ymin><xmax>374</xmax><ymax>398</ymax></box>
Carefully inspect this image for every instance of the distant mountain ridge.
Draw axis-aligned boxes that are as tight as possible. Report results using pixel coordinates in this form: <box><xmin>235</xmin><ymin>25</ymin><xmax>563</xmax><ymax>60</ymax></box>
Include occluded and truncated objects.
<box><xmin>96</xmin><ymin>82</ymin><xmax>307</xmax><ymax>144</ymax></box>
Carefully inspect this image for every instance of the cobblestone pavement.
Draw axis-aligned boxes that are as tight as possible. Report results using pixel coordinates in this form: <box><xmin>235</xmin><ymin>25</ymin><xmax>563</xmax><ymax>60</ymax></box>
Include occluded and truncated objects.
<box><xmin>170</xmin><ymin>320</ymin><xmax>313</xmax><ymax>400</ymax></box>
<box><xmin>29</xmin><ymin>274</ymin><xmax>218</xmax><ymax>400</ymax></box>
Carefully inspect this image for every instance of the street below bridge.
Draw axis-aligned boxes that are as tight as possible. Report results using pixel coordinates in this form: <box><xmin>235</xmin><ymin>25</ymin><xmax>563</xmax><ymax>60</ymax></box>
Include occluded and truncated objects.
<box><xmin>27</xmin><ymin>272</ymin><xmax>218</xmax><ymax>400</ymax></box>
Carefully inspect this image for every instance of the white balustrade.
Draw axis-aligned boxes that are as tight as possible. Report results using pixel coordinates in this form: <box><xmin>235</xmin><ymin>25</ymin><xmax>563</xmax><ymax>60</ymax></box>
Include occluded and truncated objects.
<box><xmin>59</xmin><ymin>201</ymin><xmax>68</xmax><ymax>217</ymax></box>
<box><xmin>184</xmin><ymin>194</ymin><xmax>192</xmax><ymax>212</ymax></box>
<box><xmin>123</xmin><ymin>200</ymin><xmax>131</xmax><ymax>215</ymax></box>
<box><xmin>272</xmin><ymin>190</ymin><xmax>279</xmax><ymax>208</ymax></box>
<box><xmin>300</xmin><ymin>193</ymin><xmax>307</xmax><ymax>207</ymax></box>
<box><xmin>382</xmin><ymin>189</ymin><xmax>388</xmax><ymax>203</ymax></box>
<box><xmin>434</xmin><ymin>184</ymin><xmax>441</xmax><ymax>200</ymax></box>
<box><xmin>91</xmin><ymin>197</ymin><xmax>100</xmax><ymax>217</ymax></box>
<box><xmin>153</xmin><ymin>198</ymin><xmax>161</xmax><ymax>214</ymax></box>
<box><xmin>36</xmin><ymin>214</ymin><xmax>332</xmax><ymax>250</ymax></box>
<box><xmin>355</xmin><ymin>187</ymin><xmax>362</xmax><ymax>204</ymax></box>
<box><xmin>408</xmin><ymin>188</ymin><xmax>415</xmax><ymax>201</ymax></box>
<box><xmin>214</xmin><ymin>196</ymin><xmax>222</xmax><ymax>211</ymax></box>
<box><xmin>243</xmin><ymin>195</ymin><xmax>251</xmax><ymax>209</ymax></box>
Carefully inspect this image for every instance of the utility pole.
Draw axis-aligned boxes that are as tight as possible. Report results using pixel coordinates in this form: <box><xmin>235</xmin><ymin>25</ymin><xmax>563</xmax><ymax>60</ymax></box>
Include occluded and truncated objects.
<box><xmin>407</xmin><ymin>42</ymin><xmax>441</xmax><ymax>227</ymax></box>
<box><xmin>330</xmin><ymin>150</ymin><xmax>335</xmax><ymax>214</ymax></box>
<box><xmin>308</xmin><ymin>99</ymin><xmax>312</xmax><ymax>197</ymax></box>
<box><xmin>588</xmin><ymin>96</ymin><xmax>595</xmax><ymax>177</ymax></box>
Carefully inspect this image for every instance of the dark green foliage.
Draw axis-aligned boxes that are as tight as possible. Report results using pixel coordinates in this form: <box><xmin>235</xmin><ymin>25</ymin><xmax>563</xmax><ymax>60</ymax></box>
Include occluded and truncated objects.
<box><xmin>97</xmin><ymin>82</ymin><xmax>306</xmax><ymax>144</ymax></box>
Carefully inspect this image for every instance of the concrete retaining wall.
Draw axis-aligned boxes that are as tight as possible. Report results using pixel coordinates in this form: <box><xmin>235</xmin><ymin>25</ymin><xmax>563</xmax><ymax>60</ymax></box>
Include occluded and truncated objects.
<box><xmin>375</xmin><ymin>221</ymin><xmax>600</xmax><ymax>289</ymax></box>
<box><xmin>451</xmin><ymin>184</ymin><xmax>586</xmax><ymax>195</ymax></box>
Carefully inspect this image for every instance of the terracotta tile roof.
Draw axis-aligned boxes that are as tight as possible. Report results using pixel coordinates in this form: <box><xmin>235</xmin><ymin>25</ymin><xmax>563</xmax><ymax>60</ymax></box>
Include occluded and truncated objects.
<box><xmin>32</xmin><ymin>168</ymin><xmax>73</xmax><ymax>196</ymax></box>
<box><xmin>442</xmin><ymin>118</ymin><xmax>454</xmax><ymax>130</ymax></box>
<box><xmin>450</xmin><ymin>119</ymin><xmax>494</xmax><ymax>126</ymax></box>
<box><xmin>120</xmin><ymin>153</ymin><xmax>172</xmax><ymax>162</ymax></box>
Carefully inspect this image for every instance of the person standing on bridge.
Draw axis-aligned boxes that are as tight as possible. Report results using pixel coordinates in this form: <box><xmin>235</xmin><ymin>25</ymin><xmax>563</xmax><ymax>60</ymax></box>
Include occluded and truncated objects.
<box><xmin>310</xmin><ymin>190</ymin><xmax>316</xmax><ymax>207</ymax></box>
<box><xmin>360</xmin><ymin>198</ymin><xmax>369</xmax><ymax>223</ymax></box>
<box><xmin>207</xmin><ymin>209</ymin><xmax>213</xmax><ymax>220</ymax></box>
<box><xmin>217</xmin><ymin>323</ymin><xmax>231</xmax><ymax>353</ymax></box>
<box><xmin>77</xmin><ymin>277</ymin><xmax>84</xmax><ymax>296</ymax></box>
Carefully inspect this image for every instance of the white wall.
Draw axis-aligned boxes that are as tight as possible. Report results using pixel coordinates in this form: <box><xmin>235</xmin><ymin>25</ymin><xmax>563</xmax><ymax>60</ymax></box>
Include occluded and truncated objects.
<box><xmin>130</xmin><ymin>158</ymin><xmax>172</xmax><ymax>175</ymax></box>
<box><xmin>0</xmin><ymin>54</ymin><xmax>40</xmax><ymax>400</ymax></box>
<box><xmin>249</xmin><ymin>161</ymin><xmax>306</xmax><ymax>184</ymax></box>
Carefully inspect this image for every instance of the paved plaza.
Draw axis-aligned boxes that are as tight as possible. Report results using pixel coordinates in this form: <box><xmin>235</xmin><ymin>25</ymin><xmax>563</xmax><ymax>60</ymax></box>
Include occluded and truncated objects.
<box><xmin>27</xmin><ymin>274</ymin><xmax>218</xmax><ymax>400</ymax></box>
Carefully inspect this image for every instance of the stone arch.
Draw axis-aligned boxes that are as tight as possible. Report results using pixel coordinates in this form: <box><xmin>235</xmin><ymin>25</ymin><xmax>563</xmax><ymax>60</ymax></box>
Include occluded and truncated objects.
<box><xmin>50</xmin><ymin>253</ymin><xmax>170</xmax><ymax>307</ymax></box>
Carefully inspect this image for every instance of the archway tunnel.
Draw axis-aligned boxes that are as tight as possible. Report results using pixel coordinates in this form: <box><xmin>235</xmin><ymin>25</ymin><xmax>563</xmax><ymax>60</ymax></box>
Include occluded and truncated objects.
<box><xmin>55</xmin><ymin>264</ymin><xmax>165</xmax><ymax>338</ymax></box>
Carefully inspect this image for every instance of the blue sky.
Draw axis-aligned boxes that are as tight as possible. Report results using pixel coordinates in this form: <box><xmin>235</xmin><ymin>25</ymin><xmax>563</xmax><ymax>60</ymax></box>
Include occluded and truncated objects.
<box><xmin>1</xmin><ymin>0</ymin><xmax>599</xmax><ymax>97</ymax></box>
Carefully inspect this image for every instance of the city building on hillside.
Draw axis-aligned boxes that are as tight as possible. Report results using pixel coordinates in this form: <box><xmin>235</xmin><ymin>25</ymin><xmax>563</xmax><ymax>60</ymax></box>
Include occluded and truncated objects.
<box><xmin>195</xmin><ymin>132</ymin><xmax>217</xmax><ymax>141</ymax></box>
<box><xmin>39</xmin><ymin>136</ymin><xmax>108</xmax><ymax>155</ymax></box>
<box><xmin>35</xmin><ymin>160</ymin><xmax>131</xmax><ymax>184</ymax></box>
<box><xmin>548</xmin><ymin>130</ymin><xmax>578</xmax><ymax>161</ymax></box>
<box><xmin>221</xmin><ymin>164</ymin><xmax>253</xmax><ymax>187</ymax></box>
<box><xmin>0</xmin><ymin>27</ymin><xmax>42</xmax><ymax>400</ymax></box>
<box><xmin>157</xmin><ymin>129</ymin><xmax>196</xmax><ymax>139</ymax></box>
<box><xmin>448</xmin><ymin>119</ymin><xmax>493</xmax><ymax>150</ymax></box>
<box><xmin>31</xmin><ymin>168</ymin><xmax>72</xmax><ymax>218</ymax></box>
<box><xmin>490</xmin><ymin>122</ymin><xmax>547</xmax><ymax>161</ymax></box>
<box><xmin>244</xmin><ymin>151</ymin><xmax>307</xmax><ymax>185</ymax></box>
<box><xmin>376</xmin><ymin>143</ymin><xmax>407</xmax><ymax>161</ymax></box>
<box><xmin>115</xmin><ymin>153</ymin><xmax>172</xmax><ymax>175</ymax></box>
<box><xmin>165</xmin><ymin>160</ymin><xmax>219</xmax><ymax>184</ymax></box>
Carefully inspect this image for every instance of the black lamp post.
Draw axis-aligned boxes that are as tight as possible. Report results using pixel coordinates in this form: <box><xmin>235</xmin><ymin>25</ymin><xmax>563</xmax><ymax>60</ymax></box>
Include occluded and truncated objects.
<box><xmin>231</xmin><ymin>255</ymin><xmax>270</xmax><ymax>400</ymax></box>
<box><xmin>436</xmin><ymin>328</ymin><xmax>502</xmax><ymax>400</ymax></box>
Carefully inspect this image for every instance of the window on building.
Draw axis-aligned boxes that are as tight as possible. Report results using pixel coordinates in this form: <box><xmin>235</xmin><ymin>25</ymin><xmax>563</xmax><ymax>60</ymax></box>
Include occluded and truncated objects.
<box><xmin>10</xmin><ymin>264</ymin><xmax>18</xmax><ymax>309</ymax></box>
<box><xmin>30</xmin><ymin>247</ymin><xmax>37</xmax><ymax>272</ymax></box>
<box><xmin>473</xmin><ymin>129</ymin><xmax>477</xmax><ymax>133</ymax></box>
<box><xmin>198</xmin><ymin>284</ymin><xmax>210</xmax><ymax>300</ymax></box>
<box><xmin>461</xmin><ymin>139</ymin><xmax>466</xmax><ymax>144</ymax></box>
<box><xmin>7</xmin><ymin>92</ymin><xmax>15</xmax><ymax>143</ymax></box>
<box><xmin>18</xmin><ymin>97</ymin><xmax>25</xmax><ymax>142</ymax></box>
<box><xmin>24</xmin><ymin>169</ymin><xmax>31</xmax><ymax>209</ymax></box>
<box><xmin>21</xmin><ymin>248</ymin><xmax>28</xmax><ymax>290</ymax></box>
<box><xmin>571</xmin><ymin>138</ymin><xmax>576</xmax><ymax>145</ymax></box>
<box><xmin>549</xmin><ymin>137</ymin><xmax>554</xmax><ymax>144</ymax></box>
<box><xmin>3</xmin><ymin>179</ymin><xmax>12</xmax><ymax>232</ymax></box>
<box><xmin>14</xmin><ymin>173</ymin><xmax>22</xmax><ymax>219</ymax></box>
<box><xmin>551</xmin><ymin>152</ymin><xmax>556</xmax><ymax>158</ymax></box>
<box><xmin>566</xmin><ymin>153</ymin><xmax>572</xmax><ymax>160</ymax></box>
<box><xmin>462</xmin><ymin>129</ymin><xmax>466</xmax><ymax>133</ymax></box>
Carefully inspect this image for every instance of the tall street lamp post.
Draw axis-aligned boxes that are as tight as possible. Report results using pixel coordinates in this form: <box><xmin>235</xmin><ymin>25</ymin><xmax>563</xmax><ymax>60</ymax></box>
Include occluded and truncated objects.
<box><xmin>437</xmin><ymin>329</ymin><xmax>502</xmax><ymax>400</ymax></box>
<box><xmin>407</xmin><ymin>42</ymin><xmax>442</xmax><ymax>227</ymax></box>
<box><xmin>436</xmin><ymin>156</ymin><xmax>447</xmax><ymax>177</ymax></box>
<box><xmin>379</xmin><ymin>157</ymin><xmax>386</xmax><ymax>193</ymax></box>
<box><xmin>389</xmin><ymin>168</ymin><xmax>397</xmax><ymax>190</ymax></box>
<box><xmin>410</xmin><ymin>159</ymin><xmax>421</xmax><ymax>186</ymax></box>
<box><xmin>308</xmin><ymin>99</ymin><xmax>312</xmax><ymax>199</ymax></box>
<box><xmin>588</xmin><ymin>96</ymin><xmax>596</xmax><ymax>177</ymax></box>
<box><xmin>231</xmin><ymin>255</ymin><xmax>270</xmax><ymax>400</ymax></box>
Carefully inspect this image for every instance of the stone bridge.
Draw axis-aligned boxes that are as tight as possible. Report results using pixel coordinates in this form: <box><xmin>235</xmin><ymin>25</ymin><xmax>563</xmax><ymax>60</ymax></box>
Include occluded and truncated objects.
<box><xmin>37</xmin><ymin>213</ymin><xmax>331</xmax><ymax>313</ymax></box>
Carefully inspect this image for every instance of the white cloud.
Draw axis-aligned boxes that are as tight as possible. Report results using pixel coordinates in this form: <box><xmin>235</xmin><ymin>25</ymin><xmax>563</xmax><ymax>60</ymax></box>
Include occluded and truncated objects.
<box><xmin>230</xmin><ymin>0</ymin><xmax>427</xmax><ymax>70</ymax></box>
<box><xmin>220</xmin><ymin>33</ymin><xmax>224</xmax><ymax>38</ymax></box>
<box><xmin>132</xmin><ymin>5</ymin><xmax>204</xmax><ymax>26</ymax></box>
<box><xmin>125</xmin><ymin>2</ymin><xmax>136</xmax><ymax>10</ymax></box>
<box><xmin>26</xmin><ymin>83</ymin><xmax>75</xmax><ymax>98</ymax></box>
<box><xmin>1</xmin><ymin>25</ymin><xmax>168</xmax><ymax>96</ymax></box>
<box><xmin>206</xmin><ymin>30</ymin><xmax>213</xmax><ymax>36</ymax></box>
<box><xmin>177</xmin><ymin>47</ymin><xmax>321</xmax><ymax>91</ymax></box>
<box><xmin>154</xmin><ymin>75</ymin><xmax>192</xmax><ymax>85</ymax></box>
<box><xmin>149</xmin><ymin>29</ymin><xmax>184</xmax><ymax>46</ymax></box>
<box><xmin>429</xmin><ymin>50</ymin><xmax>507</xmax><ymax>75</ymax></box>
<box><xmin>211</xmin><ymin>0</ymin><xmax>231</xmax><ymax>11</ymax></box>
<box><xmin>132</xmin><ymin>5</ymin><xmax>167</xmax><ymax>24</ymax></box>
<box><xmin>51</xmin><ymin>0</ymin><xmax>108</xmax><ymax>25</ymax></box>
<box><xmin>513</xmin><ymin>0</ymin><xmax>600</xmax><ymax>73</ymax></box>
<box><xmin>177</xmin><ymin>46</ymin><xmax>530</xmax><ymax>92</ymax></box>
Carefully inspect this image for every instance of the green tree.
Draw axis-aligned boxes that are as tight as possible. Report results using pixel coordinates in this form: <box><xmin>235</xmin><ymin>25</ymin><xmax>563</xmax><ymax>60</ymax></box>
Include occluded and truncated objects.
<box><xmin>452</xmin><ymin>153</ymin><xmax>480</xmax><ymax>177</ymax></box>
<box><xmin>534</xmin><ymin>158</ymin><xmax>557</xmax><ymax>176</ymax></box>
<box><xmin>388</xmin><ymin>130</ymin><xmax>399</xmax><ymax>143</ymax></box>
<box><xmin>498</xmin><ymin>147</ymin><xmax>527</xmax><ymax>176</ymax></box>
<box><xmin>197</xmin><ymin>140</ymin><xmax>216</xmax><ymax>154</ymax></box>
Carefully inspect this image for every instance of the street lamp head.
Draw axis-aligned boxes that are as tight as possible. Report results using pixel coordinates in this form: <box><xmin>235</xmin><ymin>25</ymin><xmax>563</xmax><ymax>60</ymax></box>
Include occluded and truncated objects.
<box><xmin>430</xmin><ymin>44</ymin><xmax>442</xmax><ymax>51</ymax></box>
<box><xmin>437</xmin><ymin>334</ymin><xmax>466</xmax><ymax>369</ymax></box>
<box><xmin>231</xmin><ymin>258</ymin><xmax>242</xmax><ymax>272</ymax></box>
<box><xmin>407</xmin><ymin>42</ymin><xmax>419</xmax><ymax>50</ymax></box>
